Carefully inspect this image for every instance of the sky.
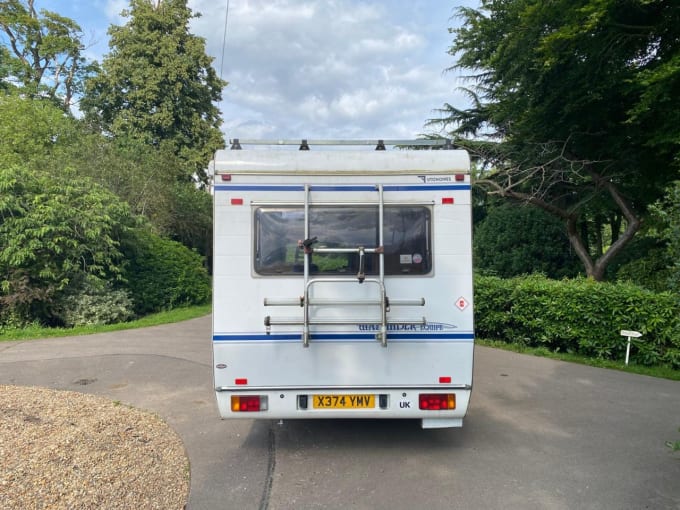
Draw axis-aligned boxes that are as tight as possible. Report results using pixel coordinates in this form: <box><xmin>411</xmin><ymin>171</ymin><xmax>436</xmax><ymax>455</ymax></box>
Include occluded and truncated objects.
<box><xmin>40</xmin><ymin>0</ymin><xmax>479</xmax><ymax>144</ymax></box>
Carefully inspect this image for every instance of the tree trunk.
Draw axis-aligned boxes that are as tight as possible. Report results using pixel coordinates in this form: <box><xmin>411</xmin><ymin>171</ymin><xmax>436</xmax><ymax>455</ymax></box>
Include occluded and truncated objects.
<box><xmin>477</xmin><ymin>170</ymin><xmax>641</xmax><ymax>282</ymax></box>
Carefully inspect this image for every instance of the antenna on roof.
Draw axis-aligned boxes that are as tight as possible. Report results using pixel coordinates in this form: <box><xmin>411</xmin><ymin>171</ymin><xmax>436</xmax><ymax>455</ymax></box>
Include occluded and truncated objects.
<box><xmin>219</xmin><ymin>0</ymin><xmax>230</xmax><ymax>84</ymax></box>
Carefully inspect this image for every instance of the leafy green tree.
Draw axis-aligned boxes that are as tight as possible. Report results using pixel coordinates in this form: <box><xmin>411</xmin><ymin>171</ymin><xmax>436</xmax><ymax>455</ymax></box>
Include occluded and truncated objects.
<box><xmin>433</xmin><ymin>0</ymin><xmax>680</xmax><ymax>280</ymax></box>
<box><xmin>617</xmin><ymin>181</ymin><xmax>680</xmax><ymax>293</ymax></box>
<box><xmin>657</xmin><ymin>183</ymin><xmax>680</xmax><ymax>293</ymax></box>
<box><xmin>68</xmin><ymin>134</ymin><xmax>212</xmax><ymax>260</ymax></box>
<box><xmin>0</xmin><ymin>164</ymin><xmax>133</xmax><ymax>325</ymax></box>
<box><xmin>81</xmin><ymin>0</ymin><xmax>226</xmax><ymax>183</ymax></box>
<box><xmin>0</xmin><ymin>94</ymin><xmax>133</xmax><ymax>326</ymax></box>
<box><xmin>0</xmin><ymin>46</ymin><xmax>14</xmax><ymax>91</ymax></box>
<box><xmin>474</xmin><ymin>202</ymin><xmax>581</xmax><ymax>279</ymax></box>
<box><xmin>0</xmin><ymin>91</ymin><xmax>81</xmax><ymax>167</ymax></box>
<box><xmin>69</xmin><ymin>134</ymin><xmax>181</xmax><ymax>228</ymax></box>
<box><xmin>0</xmin><ymin>0</ymin><xmax>92</xmax><ymax>110</ymax></box>
<box><xmin>168</xmin><ymin>182</ymin><xmax>212</xmax><ymax>262</ymax></box>
<box><xmin>0</xmin><ymin>93</ymin><xmax>211</xmax><ymax>327</ymax></box>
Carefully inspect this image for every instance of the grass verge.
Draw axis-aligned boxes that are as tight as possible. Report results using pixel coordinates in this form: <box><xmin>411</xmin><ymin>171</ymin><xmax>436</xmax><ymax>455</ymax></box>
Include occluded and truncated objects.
<box><xmin>0</xmin><ymin>304</ymin><xmax>211</xmax><ymax>342</ymax></box>
<box><xmin>476</xmin><ymin>338</ymin><xmax>680</xmax><ymax>381</ymax></box>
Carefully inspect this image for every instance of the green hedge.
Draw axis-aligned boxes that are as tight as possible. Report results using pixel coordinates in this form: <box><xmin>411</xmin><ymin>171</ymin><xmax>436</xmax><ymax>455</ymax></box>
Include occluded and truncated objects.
<box><xmin>121</xmin><ymin>230</ymin><xmax>211</xmax><ymax>315</ymax></box>
<box><xmin>474</xmin><ymin>275</ymin><xmax>680</xmax><ymax>368</ymax></box>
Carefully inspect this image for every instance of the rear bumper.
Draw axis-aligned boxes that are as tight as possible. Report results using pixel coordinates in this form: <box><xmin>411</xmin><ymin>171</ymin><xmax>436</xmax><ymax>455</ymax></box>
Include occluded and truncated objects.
<box><xmin>215</xmin><ymin>386</ymin><xmax>471</xmax><ymax>425</ymax></box>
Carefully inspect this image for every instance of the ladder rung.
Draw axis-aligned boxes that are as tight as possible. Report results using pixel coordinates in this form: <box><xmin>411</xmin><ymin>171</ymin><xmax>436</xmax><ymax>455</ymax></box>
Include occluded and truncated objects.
<box><xmin>264</xmin><ymin>298</ymin><xmax>425</xmax><ymax>307</ymax></box>
<box><xmin>313</xmin><ymin>247</ymin><xmax>381</xmax><ymax>254</ymax></box>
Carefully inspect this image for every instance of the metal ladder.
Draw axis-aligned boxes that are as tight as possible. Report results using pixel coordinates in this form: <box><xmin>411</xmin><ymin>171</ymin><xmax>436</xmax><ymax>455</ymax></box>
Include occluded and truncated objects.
<box><xmin>263</xmin><ymin>183</ymin><xmax>426</xmax><ymax>347</ymax></box>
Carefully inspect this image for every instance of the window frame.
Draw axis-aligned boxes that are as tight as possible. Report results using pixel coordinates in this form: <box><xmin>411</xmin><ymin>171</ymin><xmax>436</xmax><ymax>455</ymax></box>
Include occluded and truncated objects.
<box><xmin>253</xmin><ymin>205</ymin><xmax>433</xmax><ymax>277</ymax></box>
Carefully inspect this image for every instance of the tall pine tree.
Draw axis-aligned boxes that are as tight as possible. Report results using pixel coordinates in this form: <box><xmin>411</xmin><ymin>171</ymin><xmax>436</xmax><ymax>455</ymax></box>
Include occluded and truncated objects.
<box><xmin>432</xmin><ymin>0</ymin><xmax>680</xmax><ymax>280</ymax></box>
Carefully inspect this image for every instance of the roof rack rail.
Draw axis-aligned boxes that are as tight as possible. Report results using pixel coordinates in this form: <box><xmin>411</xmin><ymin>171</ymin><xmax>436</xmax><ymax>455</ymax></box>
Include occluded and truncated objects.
<box><xmin>228</xmin><ymin>138</ymin><xmax>453</xmax><ymax>150</ymax></box>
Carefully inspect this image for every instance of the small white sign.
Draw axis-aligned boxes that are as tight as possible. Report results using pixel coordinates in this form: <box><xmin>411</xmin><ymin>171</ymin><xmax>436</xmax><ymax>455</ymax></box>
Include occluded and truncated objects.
<box><xmin>620</xmin><ymin>330</ymin><xmax>642</xmax><ymax>338</ymax></box>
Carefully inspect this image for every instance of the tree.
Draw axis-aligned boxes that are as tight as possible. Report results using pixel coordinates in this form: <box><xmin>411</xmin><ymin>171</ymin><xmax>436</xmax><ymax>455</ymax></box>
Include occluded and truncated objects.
<box><xmin>655</xmin><ymin>182</ymin><xmax>680</xmax><ymax>294</ymax></box>
<box><xmin>0</xmin><ymin>91</ymin><xmax>84</xmax><ymax>172</ymax></box>
<box><xmin>0</xmin><ymin>94</ymin><xmax>129</xmax><ymax>326</ymax></box>
<box><xmin>474</xmin><ymin>202</ymin><xmax>581</xmax><ymax>279</ymax></box>
<box><xmin>432</xmin><ymin>0</ymin><xmax>680</xmax><ymax>280</ymax></box>
<box><xmin>0</xmin><ymin>45</ymin><xmax>14</xmax><ymax>91</ymax></box>
<box><xmin>167</xmin><ymin>182</ymin><xmax>212</xmax><ymax>264</ymax></box>
<box><xmin>0</xmin><ymin>163</ymin><xmax>133</xmax><ymax>325</ymax></box>
<box><xmin>617</xmin><ymin>181</ymin><xmax>680</xmax><ymax>292</ymax></box>
<box><xmin>0</xmin><ymin>93</ymin><xmax>212</xmax><ymax>326</ymax></box>
<box><xmin>69</xmin><ymin>134</ymin><xmax>182</xmax><ymax>228</ymax></box>
<box><xmin>81</xmin><ymin>0</ymin><xmax>226</xmax><ymax>183</ymax></box>
<box><xmin>0</xmin><ymin>0</ymin><xmax>92</xmax><ymax>110</ymax></box>
<box><xmin>67</xmin><ymin>133</ymin><xmax>213</xmax><ymax>263</ymax></box>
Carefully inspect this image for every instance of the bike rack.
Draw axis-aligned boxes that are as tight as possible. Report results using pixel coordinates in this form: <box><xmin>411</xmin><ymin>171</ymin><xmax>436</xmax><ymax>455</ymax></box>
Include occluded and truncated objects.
<box><xmin>263</xmin><ymin>183</ymin><xmax>426</xmax><ymax>347</ymax></box>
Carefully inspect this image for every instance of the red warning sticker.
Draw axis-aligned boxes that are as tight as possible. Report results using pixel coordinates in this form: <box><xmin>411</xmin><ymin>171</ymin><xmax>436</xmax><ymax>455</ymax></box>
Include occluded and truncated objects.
<box><xmin>455</xmin><ymin>297</ymin><xmax>469</xmax><ymax>311</ymax></box>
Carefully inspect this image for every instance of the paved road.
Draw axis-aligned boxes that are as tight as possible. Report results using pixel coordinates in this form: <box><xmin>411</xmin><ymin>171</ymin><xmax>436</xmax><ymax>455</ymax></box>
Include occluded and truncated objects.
<box><xmin>1</xmin><ymin>316</ymin><xmax>679</xmax><ymax>509</ymax></box>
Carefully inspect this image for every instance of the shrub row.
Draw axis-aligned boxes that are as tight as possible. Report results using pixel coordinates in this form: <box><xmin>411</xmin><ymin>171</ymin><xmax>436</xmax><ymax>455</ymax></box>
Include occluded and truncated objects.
<box><xmin>1</xmin><ymin>226</ymin><xmax>211</xmax><ymax>330</ymax></box>
<box><xmin>120</xmin><ymin>229</ymin><xmax>211</xmax><ymax>316</ymax></box>
<box><xmin>474</xmin><ymin>275</ymin><xmax>680</xmax><ymax>369</ymax></box>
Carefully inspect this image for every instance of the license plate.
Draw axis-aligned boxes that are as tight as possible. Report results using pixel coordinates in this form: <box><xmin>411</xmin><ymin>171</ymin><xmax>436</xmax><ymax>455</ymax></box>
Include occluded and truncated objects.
<box><xmin>313</xmin><ymin>394</ymin><xmax>375</xmax><ymax>409</ymax></box>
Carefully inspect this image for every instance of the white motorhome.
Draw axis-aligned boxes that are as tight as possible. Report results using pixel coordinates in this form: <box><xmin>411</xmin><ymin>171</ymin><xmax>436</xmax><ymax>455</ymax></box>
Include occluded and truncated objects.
<box><xmin>211</xmin><ymin>139</ymin><xmax>474</xmax><ymax>429</ymax></box>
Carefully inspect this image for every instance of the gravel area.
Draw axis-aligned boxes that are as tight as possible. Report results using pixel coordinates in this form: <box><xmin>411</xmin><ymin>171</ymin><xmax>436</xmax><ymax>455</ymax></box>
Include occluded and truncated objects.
<box><xmin>0</xmin><ymin>385</ymin><xmax>189</xmax><ymax>509</ymax></box>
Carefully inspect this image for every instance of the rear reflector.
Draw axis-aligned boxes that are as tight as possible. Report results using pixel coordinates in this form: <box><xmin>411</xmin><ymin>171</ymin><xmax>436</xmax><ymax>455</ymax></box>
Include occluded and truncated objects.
<box><xmin>235</xmin><ymin>378</ymin><xmax>248</xmax><ymax>385</ymax></box>
<box><xmin>455</xmin><ymin>174</ymin><xmax>465</xmax><ymax>181</ymax></box>
<box><xmin>439</xmin><ymin>376</ymin><xmax>452</xmax><ymax>384</ymax></box>
<box><xmin>419</xmin><ymin>393</ymin><xmax>456</xmax><ymax>411</ymax></box>
<box><xmin>221</xmin><ymin>174</ymin><xmax>232</xmax><ymax>181</ymax></box>
<box><xmin>231</xmin><ymin>198</ymin><xmax>244</xmax><ymax>205</ymax></box>
<box><xmin>231</xmin><ymin>395</ymin><xmax>268</xmax><ymax>412</ymax></box>
<box><xmin>442</xmin><ymin>197</ymin><xmax>454</xmax><ymax>204</ymax></box>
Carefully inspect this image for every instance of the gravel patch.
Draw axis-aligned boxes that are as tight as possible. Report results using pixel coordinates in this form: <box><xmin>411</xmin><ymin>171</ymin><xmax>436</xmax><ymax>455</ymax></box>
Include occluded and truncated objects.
<box><xmin>0</xmin><ymin>385</ymin><xmax>189</xmax><ymax>509</ymax></box>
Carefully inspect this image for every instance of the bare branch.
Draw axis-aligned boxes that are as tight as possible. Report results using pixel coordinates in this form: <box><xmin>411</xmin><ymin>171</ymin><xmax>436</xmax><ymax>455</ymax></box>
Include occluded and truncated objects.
<box><xmin>469</xmin><ymin>135</ymin><xmax>641</xmax><ymax>280</ymax></box>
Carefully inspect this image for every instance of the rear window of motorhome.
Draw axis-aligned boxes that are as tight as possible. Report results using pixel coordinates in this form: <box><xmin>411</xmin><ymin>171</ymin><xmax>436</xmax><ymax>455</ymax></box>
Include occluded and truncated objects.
<box><xmin>254</xmin><ymin>206</ymin><xmax>432</xmax><ymax>276</ymax></box>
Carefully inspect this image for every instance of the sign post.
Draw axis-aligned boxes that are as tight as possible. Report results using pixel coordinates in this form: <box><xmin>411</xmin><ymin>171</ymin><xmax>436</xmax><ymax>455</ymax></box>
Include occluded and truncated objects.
<box><xmin>620</xmin><ymin>330</ymin><xmax>642</xmax><ymax>366</ymax></box>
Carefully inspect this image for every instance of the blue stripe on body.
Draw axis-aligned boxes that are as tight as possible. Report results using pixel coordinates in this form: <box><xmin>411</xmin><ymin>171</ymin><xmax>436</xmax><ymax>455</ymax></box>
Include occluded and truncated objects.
<box><xmin>383</xmin><ymin>184</ymin><xmax>471</xmax><ymax>191</ymax></box>
<box><xmin>213</xmin><ymin>333</ymin><xmax>475</xmax><ymax>342</ymax></box>
<box><xmin>214</xmin><ymin>184</ymin><xmax>471</xmax><ymax>192</ymax></box>
<box><xmin>214</xmin><ymin>185</ymin><xmax>304</xmax><ymax>191</ymax></box>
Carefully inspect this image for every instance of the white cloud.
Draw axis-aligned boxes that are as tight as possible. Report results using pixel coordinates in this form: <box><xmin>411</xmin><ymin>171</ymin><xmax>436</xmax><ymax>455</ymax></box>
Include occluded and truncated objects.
<box><xmin>184</xmin><ymin>0</ymin><xmax>468</xmax><ymax>140</ymax></box>
<box><xmin>105</xmin><ymin>0</ymin><xmax>128</xmax><ymax>23</ymax></box>
<box><xmin>51</xmin><ymin>0</ymin><xmax>479</xmax><ymax>142</ymax></box>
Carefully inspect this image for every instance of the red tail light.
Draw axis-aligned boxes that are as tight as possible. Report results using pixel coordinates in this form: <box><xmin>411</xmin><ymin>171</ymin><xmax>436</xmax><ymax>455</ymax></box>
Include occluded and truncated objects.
<box><xmin>231</xmin><ymin>395</ymin><xmax>268</xmax><ymax>412</ymax></box>
<box><xmin>419</xmin><ymin>393</ymin><xmax>456</xmax><ymax>410</ymax></box>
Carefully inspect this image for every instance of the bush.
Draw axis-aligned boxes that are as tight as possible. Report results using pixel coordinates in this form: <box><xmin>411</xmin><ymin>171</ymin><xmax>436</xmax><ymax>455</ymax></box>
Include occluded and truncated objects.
<box><xmin>473</xmin><ymin>202</ymin><xmax>581</xmax><ymax>279</ymax></box>
<box><xmin>614</xmin><ymin>181</ymin><xmax>680</xmax><ymax>294</ymax></box>
<box><xmin>0</xmin><ymin>165</ymin><xmax>132</xmax><ymax>326</ymax></box>
<box><xmin>613</xmin><ymin>240</ymin><xmax>671</xmax><ymax>292</ymax></box>
<box><xmin>53</xmin><ymin>276</ymin><xmax>134</xmax><ymax>327</ymax></box>
<box><xmin>121</xmin><ymin>229</ymin><xmax>211</xmax><ymax>315</ymax></box>
<box><xmin>475</xmin><ymin>274</ymin><xmax>680</xmax><ymax>368</ymax></box>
